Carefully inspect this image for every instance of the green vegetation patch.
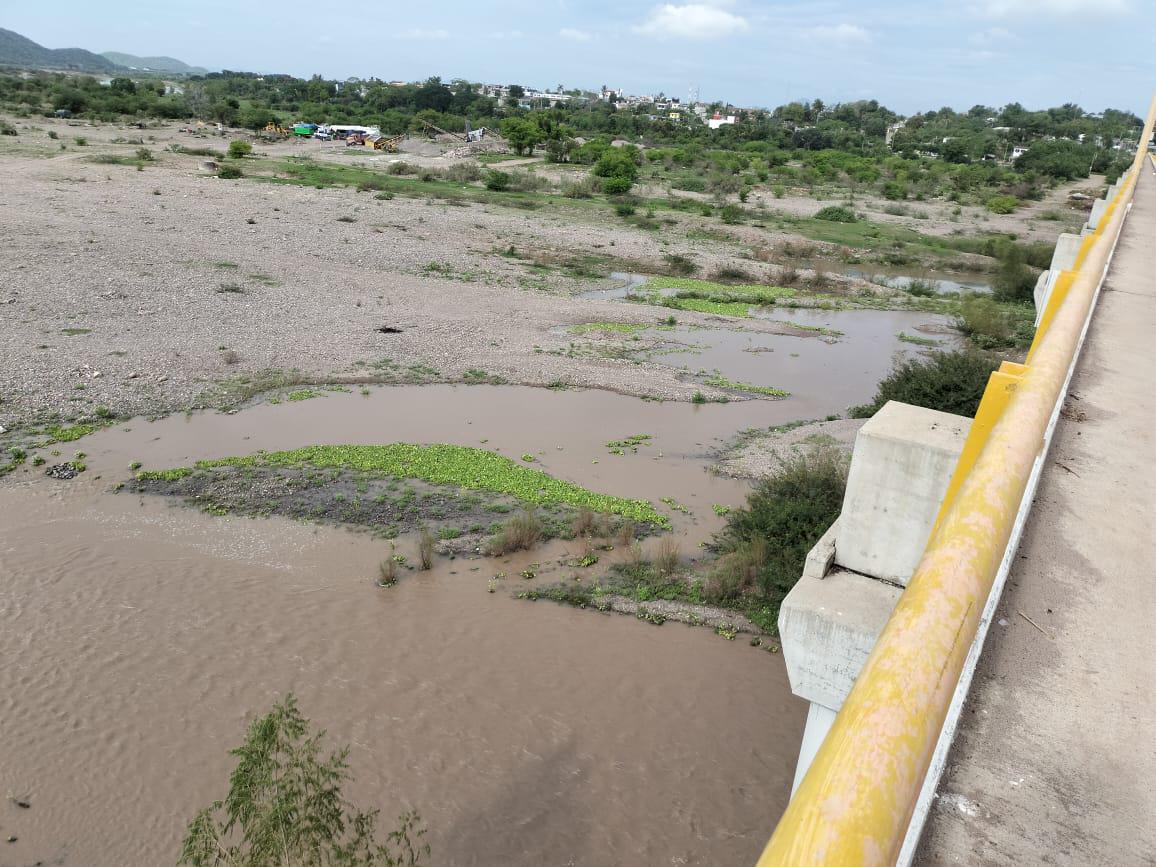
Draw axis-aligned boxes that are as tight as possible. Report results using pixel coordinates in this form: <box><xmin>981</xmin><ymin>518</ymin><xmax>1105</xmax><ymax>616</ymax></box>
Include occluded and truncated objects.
<box><xmin>286</xmin><ymin>389</ymin><xmax>322</xmax><ymax>401</ymax></box>
<box><xmin>136</xmin><ymin>467</ymin><xmax>194</xmax><ymax>482</ymax></box>
<box><xmin>647</xmin><ymin>277</ymin><xmax>796</xmax><ymax>303</ymax></box>
<box><xmin>194</xmin><ymin>444</ymin><xmax>668</xmax><ymax>526</ymax></box>
<box><xmin>702</xmin><ymin>374</ymin><xmax>790</xmax><ymax>398</ymax></box>
<box><xmin>663</xmin><ymin>297</ymin><xmax>751</xmax><ymax>317</ymax></box>
<box><xmin>568</xmin><ymin>322</ymin><xmax>648</xmax><ymax>335</ymax></box>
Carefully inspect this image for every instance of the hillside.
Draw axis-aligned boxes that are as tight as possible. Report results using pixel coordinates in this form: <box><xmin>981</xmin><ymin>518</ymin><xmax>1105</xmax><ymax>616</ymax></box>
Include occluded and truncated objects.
<box><xmin>0</xmin><ymin>27</ymin><xmax>122</xmax><ymax>73</ymax></box>
<box><xmin>101</xmin><ymin>51</ymin><xmax>208</xmax><ymax>75</ymax></box>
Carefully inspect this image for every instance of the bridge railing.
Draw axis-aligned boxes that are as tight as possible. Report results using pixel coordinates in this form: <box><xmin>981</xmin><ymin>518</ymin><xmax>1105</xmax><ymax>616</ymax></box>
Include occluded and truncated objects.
<box><xmin>757</xmin><ymin>94</ymin><xmax>1156</xmax><ymax>867</ymax></box>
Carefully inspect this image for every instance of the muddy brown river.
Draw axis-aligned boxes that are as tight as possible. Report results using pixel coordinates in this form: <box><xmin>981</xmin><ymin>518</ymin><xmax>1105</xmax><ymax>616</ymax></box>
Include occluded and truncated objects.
<box><xmin>2</xmin><ymin>386</ymin><xmax>813</xmax><ymax>866</ymax></box>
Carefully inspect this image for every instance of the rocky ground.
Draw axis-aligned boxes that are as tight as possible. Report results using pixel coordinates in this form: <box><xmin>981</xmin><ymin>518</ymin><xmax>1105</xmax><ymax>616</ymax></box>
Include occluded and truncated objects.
<box><xmin>0</xmin><ymin>114</ymin><xmax>1073</xmax><ymax>442</ymax></box>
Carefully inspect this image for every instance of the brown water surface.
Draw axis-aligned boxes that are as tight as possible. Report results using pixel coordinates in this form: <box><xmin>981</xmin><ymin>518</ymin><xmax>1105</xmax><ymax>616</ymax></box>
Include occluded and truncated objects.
<box><xmin>1</xmin><ymin>386</ymin><xmax>808</xmax><ymax>866</ymax></box>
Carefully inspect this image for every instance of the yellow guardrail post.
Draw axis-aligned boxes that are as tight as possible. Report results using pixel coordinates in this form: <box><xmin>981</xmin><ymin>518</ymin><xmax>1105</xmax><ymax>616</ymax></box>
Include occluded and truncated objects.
<box><xmin>757</xmin><ymin>92</ymin><xmax>1156</xmax><ymax>866</ymax></box>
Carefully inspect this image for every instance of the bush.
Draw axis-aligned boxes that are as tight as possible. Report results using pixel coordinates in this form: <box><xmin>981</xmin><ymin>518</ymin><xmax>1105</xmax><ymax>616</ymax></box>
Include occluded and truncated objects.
<box><xmin>178</xmin><ymin>694</ymin><xmax>427</xmax><ymax>867</ymax></box>
<box><xmin>992</xmin><ymin>244</ymin><xmax>1037</xmax><ymax>303</ymax></box>
<box><xmin>601</xmin><ymin>175</ymin><xmax>633</xmax><ymax>195</ymax></box>
<box><xmin>954</xmin><ymin>294</ymin><xmax>1015</xmax><ymax>348</ymax></box>
<box><xmin>562</xmin><ymin>176</ymin><xmax>598</xmax><ymax>198</ymax></box>
<box><xmin>0</xmin><ymin>121</ymin><xmax>17</xmax><ymax>136</ymax></box>
<box><xmin>593</xmin><ymin>148</ymin><xmax>640</xmax><ymax>183</ymax></box>
<box><xmin>882</xmin><ymin>180</ymin><xmax>907</xmax><ymax>201</ymax></box>
<box><xmin>850</xmin><ymin>349</ymin><xmax>1000</xmax><ymax>418</ymax></box>
<box><xmin>664</xmin><ymin>253</ymin><xmax>698</xmax><ymax>275</ymax></box>
<box><xmin>442</xmin><ymin>161</ymin><xmax>482</xmax><ymax>183</ymax></box>
<box><xmin>227</xmin><ymin>139</ymin><xmax>252</xmax><ymax>159</ymax></box>
<box><xmin>719</xmin><ymin>204</ymin><xmax>743</xmax><ymax>224</ymax></box>
<box><xmin>707</xmin><ymin>448</ymin><xmax>847</xmax><ymax>602</ymax></box>
<box><xmin>985</xmin><ymin>195</ymin><xmax>1018</xmax><ymax>214</ymax></box>
<box><xmin>484</xmin><ymin>170</ymin><xmax>510</xmax><ymax>191</ymax></box>
<box><xmin>218</xmin><ymin>164</ymin><xmax>243</xmax><ymax>179</ymax></box>
<box><xmin>614</xmin><ymin>201</ymin><xmax>636</xmax><ymax>217</ymax></box>
<box><xmin>135</xmin><ymin>147</ymin><xmax>154</xmax><ymax>162</ymax></box>
<box><xmin>814</xmin><ymin>205</ymin><xmax>857</xmax><ymax>223</ymax></box>
<box><xmin>488</xmin><ymin>509</ymin><xmax>543</xmax><ymax>554</ymax></box>
<box><xmin>387</xmin><ymin>161</ymin><xmax>417</xmax><ymax>175</ymax></box>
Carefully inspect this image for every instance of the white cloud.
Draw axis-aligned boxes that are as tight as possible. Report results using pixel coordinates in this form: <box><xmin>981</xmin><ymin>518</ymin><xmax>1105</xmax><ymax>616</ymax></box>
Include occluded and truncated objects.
<box><xmin>559</xmin><ymin>27</ymin><xmax>592</xmax><ymax>41</ymax></box>
<box><xmin>807</xmin><ymin>23</ymin><xmax>871</xmax><ymax>44</ymax></box>
<box><xmin>396</xmin><ymin>28</ymin><xmax>450</xmax><ymax>40</ymax></box>
<box><xmin>636</xmin><ymin>4</ymin><xmax>751</xmax><ymax>40</ymax></box>
<box><xmin>975</xmin><ymin>0</ymin><xmax>1128</xmax><ymax>17</ymax></box>
<box><xmin>969</xmin><ymin>26</ymin><xmax>1015</xmax><ymax>45</ymax></box>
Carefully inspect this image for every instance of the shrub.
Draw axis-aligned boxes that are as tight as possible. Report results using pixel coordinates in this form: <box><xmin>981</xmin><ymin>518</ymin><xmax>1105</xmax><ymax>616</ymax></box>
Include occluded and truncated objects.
<box><xmin>958</xmin><ymin>293</ymin><xmax>1015</xmax><ymax>345</ymax></box>
<box><xmin>655</xmin><ymin>537</ymin><xmax>680</xmax><ymax>575</ymax></box>
<box><xmin>614</xmin><ymin>201</ymin><xmax>636</xmax><ymax>217</ymax></box>
<box><xmin>387</xmin><ymin>161</ymin><xmax>417</xmax><ymax>175</ymax></box>
<box><xmin>442</xmin><ymin>161</ymin><xmax>482</xmax><ymax>183</ymax></box>
<box><xmin>488</xmin><ymin>509</ymin><xmax>543</xmax><ymax>554</ymax></box>
<box><xmin>74</xmin><ymin>136</ymin><xmax>87</xmax><ymax>146</ymax></box>
<box><xmin>483</xmin><ymin>170</ymin><xmax>510</xmax><ymax>191</ymax></box>
<box><xmin>707</xmin><ymin>447</ymin><xmax>847</xmax><ymax>602</ymax></box>
<box><xmin>418</xmin><ymin>527</ymin><xmax>434</xmax><ymax>570</ymax></box>
<box><xmin>882</xmin><ymin>180</ymin><xmax>907</xmax><ymax>201</ymax></box>
<box><xmin>227</xmin><ymin>139</ymin><xmax>253</xmax><ymax>159</ymax></box>
<box><xmin>814</xmin><ymin>205</ymin><xmax>857</xmax><ymax>223</ymax></box>
<box><xmin>178</xmin><ymin>694</ymin><xmax>427</xmax><ymax>867</ymax></box>
<box><xmin>562</xmin><ymin>176</ymin><xmax>598</xmax><ymax>198</ymax></box>
<box><xmin>0</xmin><ymin>121</ymin><xmax>17</xmax><ymax>136</ymax></box>
<box><xmin>771</xmin><ymin>183</ymin><xmax>785</xmax><ymax>199</ymax></box>
<box><xmin>601</xmin><ymin>175</ymin><xmax>633</xmax><ymax>195</ymax></box>
<box><xmin>905</xmin><ymin>278</ymin><xmax>939</xmax><ymax>297</ymax></box>
<box><xmin>992</xmin><ymin>250</ymin><xmax>1036</xmax><ymax>303</ymax></box>
<box><xmin>719</xmin><ymin>204</ymin><xmax>743</xmax><ymax>224</ymax></box>
<box><xmin>593</xmin><ymin>148</ymin><xmax>639</xmax><ymax>183</ymax></box>
<box><xmin>218</xmin><ymin>164</ymin><xmax>243</xmax><ymax>179</ymax></box>
<box><xmin>985</xmin><ymin>195</ymin><xmax>1018</xmax><ymax>214</ymax></box>
<box><xmin>850</xmin><ymin>349</ymin><xmax>1000</xmax><ymax>418</ymax></box>
<box><xmin>664</xmin><ymin>253</ymin><xmax>698</xmax><ymax>275</ymax></box>
<box><xmin>135</xmin><ymin>147</ymin><xmax>154</xmax><ymax>162</ymax></box>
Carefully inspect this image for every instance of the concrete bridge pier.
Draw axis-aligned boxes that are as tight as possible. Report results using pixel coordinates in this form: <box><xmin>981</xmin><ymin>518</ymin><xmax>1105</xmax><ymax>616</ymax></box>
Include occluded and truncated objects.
<box><xmin>779</xmin><ymin>402</ymin><xmax>970</xmax><ymax>792</ymax></box>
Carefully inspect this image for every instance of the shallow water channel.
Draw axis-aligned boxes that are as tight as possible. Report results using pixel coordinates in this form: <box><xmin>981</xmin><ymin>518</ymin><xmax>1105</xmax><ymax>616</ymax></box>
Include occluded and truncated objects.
<box><xmin>2</xmin><ymin>386</ymin><xmax>817</xmax><ymax>867</ymax></box>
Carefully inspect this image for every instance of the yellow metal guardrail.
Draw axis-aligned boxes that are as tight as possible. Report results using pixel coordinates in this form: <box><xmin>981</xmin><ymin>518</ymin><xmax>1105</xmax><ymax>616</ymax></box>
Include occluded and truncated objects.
<box><xmin>758</xmin><ymin>93</ymin><xmax>1156</xmax><ymax>866</ymax></box>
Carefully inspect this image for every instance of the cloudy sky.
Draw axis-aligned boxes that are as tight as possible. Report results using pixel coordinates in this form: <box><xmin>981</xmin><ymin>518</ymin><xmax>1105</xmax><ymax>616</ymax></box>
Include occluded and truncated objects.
<box><xmin>7</xmin><ymin>0</ymin><xmax>1154</xmax><ymax>114</ymax></box>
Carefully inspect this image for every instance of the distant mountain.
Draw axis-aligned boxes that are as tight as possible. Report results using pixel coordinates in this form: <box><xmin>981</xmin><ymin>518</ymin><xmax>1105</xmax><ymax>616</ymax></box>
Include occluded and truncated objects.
<box><xmin>101</xmin><ymin>51</ymin><xmax>209</xmax><ymax>75</ymax></box>
<box><xmin>0</xmin><ymin>27</ymin><xmax>122</xmax><ymax>73</ymax></box>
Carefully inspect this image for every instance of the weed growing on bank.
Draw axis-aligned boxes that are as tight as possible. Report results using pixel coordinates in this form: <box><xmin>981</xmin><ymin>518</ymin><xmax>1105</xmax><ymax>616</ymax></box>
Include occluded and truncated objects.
<box><xmin>850</xmin><ymin>349</ymin><xmax>1000</xmax><ymax>418</ymax></box>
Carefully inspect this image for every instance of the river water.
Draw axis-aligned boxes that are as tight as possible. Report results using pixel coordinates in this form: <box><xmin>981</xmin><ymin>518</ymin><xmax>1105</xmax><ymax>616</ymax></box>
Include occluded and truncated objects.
<box><xmin>4</xmin><ymin>299</ymin><xmax>950</xmax><ymax>864</ymax></box>
<box><xmin>2</xmin><ymin>386</ymin><xmax>813</xmax><ymax>867</ymax></box>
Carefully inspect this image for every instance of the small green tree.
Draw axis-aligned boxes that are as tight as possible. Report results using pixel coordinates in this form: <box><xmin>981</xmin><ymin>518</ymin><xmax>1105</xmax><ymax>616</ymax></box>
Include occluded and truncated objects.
<box><xmin>179</xmin><ymin>695</ymin><xmax>427</xmax><ymax>867</ymax></box>
<box><xmin>228</xmin><ymin>140</ymin><xmax>253</xmax><ymax>159</ymax></box>
<box><xmin>500</xmin><ymin>117</ymin><xmax>541</xmax><ymax>155</ymax></box>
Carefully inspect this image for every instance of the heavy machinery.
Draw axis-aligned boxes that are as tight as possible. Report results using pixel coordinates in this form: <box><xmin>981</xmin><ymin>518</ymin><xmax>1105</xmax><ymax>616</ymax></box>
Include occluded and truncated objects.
<box><xmin>367</xmin><ymin>133</ymin><xmax>406</xmax><ymax>152</ymax></box>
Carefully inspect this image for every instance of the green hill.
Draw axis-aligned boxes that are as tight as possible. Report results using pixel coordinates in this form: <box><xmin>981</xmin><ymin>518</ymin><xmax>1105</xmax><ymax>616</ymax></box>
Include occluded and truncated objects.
<box><xmin>101</xmin><ymin>51</ymin><xmax>209</xmax><ymax>75</ymax></box>
<box><xmin>0</xmin><ymin>27</ymin><xmax>122</xmax><ymax>73</ymax></box>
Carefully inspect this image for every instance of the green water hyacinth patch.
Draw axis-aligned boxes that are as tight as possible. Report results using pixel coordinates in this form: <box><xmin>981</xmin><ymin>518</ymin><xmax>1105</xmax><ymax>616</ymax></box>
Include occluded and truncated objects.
<box><xmin>194</xmin><ymin>443</ymin><xmax>669</xmax><ymax>526</ymax></box>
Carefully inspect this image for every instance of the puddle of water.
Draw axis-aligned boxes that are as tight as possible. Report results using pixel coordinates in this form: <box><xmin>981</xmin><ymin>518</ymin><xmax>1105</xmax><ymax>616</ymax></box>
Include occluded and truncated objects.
<box><xmin>581</xmin><ymin>268</ymin><xmax>992</xmax><ymax>301</ymax></box>
<box><xmin>578</xmin><ymin>272</ymin><xmax>653</xmax><ymax>301</ymax></box>
<box><xmin>831</xmin><ymin>263</ymin><xmax>993</xmax><ymax>295</ymax></box>
<box><xmin>0</xmin><ymin>479</ymin><xmax>804</xmax><ymax>866</ymax></box>
<box><xmin>647</xmin><ymin>309</ymin><xmax>957</xmax><ymax>413</ymax></box>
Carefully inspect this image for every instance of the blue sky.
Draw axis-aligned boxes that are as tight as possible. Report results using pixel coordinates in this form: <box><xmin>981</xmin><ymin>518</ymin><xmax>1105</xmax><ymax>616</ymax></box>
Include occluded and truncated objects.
<box><xmin>6</xmin><ymin>1</ymin><xmax>1154</xmax><ymax>114</ymax></box>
